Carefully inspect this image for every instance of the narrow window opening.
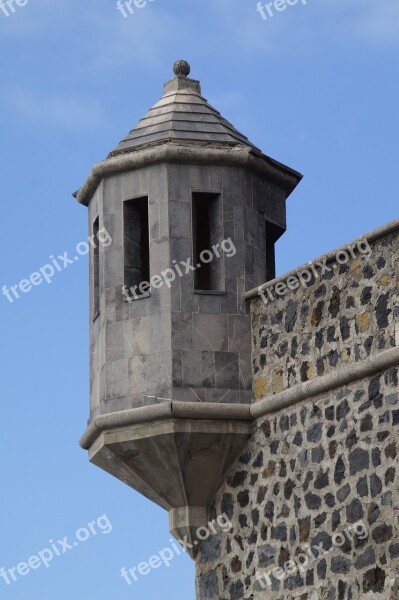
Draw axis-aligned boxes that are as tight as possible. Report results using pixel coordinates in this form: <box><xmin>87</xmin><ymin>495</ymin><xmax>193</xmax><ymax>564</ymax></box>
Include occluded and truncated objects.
<box><xmin>123</xmin><ymin>197</ymin><xmax>150</xmax><ymax>294</ymax></box>
<box><xmin>93</xmin><ymin>217</ymin><xmax>100</xmax><ymax>317</ymax></box>
<box><xmin>192</xmin><ymin>192</ymin><xmax>223</xmax><ymax>292</ymax></box>
<box><xmin>265</xmin><ymin>221</ymin><xmax>284</xmax><ymax>281</ymax></box>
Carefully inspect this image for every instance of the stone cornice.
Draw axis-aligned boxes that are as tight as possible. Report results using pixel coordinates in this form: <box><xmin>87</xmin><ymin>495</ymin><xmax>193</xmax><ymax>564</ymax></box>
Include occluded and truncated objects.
<box><xmin>73</xmin><ymin>141</ymin><xmax>302</xmax><ymax>207</ymax></box>
<box><xmin>80</xmin><ymin>401</ymin><xmax>252</xmax><ymax>450</ymax></box>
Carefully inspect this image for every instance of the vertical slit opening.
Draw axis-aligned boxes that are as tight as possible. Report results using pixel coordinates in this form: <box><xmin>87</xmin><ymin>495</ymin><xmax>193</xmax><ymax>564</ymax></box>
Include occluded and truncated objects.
<box><xmin>93</xmin><ymin>217</ymin><xmax>100</xmax><ymax>316</ymax></box>
<box><xmin>265</xmin><ymin>221</ymin><xmax>284</xmax><ymax>281</ymax></box>
<box><xmin>192</xmin><ymin>192</ymin><xmax>223</xmax><ymax>292</ymax></box>
<box><xmin>124</xmin><ymin>197</ymin><xmax>150</xmax><ymax>294</ymax></box>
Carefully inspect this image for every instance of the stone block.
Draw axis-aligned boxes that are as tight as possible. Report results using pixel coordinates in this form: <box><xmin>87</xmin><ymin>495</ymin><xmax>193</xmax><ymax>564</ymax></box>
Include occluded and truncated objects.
<box><xmin>189</xmin><ymin>164</ymin><xmax>222</xmax><ymax>190</ymax></box>
<box><xmin>128</xmin><ymin>355</ymin><xmax>146</xmax><ymax>393</ymax></box>
<box><xmin>103</xmin><ymin>173</ymin><xmax>122</xmax><ymax>214</ymax></box>
<box><xmin>193</xmin><ymin>313</ymin><xmax>228</xmax><ymax>351</ymax></box>
<box><xmin>169</xmin><ymin>201</ymin><xmax>182</xmax><ymax>239</ymax></box>
<box><xmin>105</xmin><ymin>358</ymin><xmax>129</xmax><ymax>399</ymax></box>
<box><xmin>121</xmin><ymin>168</ymin><xmax>149</xmax><ymax>199</ymax></box>
<box><xmin>239</xmin><ymin>352</ymin><xmax>253</xmax><ymax>390</ymax></box>
<box><xmin>182</xmin><ymin>350</ymin><xmax>215</xmax><ymax>388</ymax></box>
<box><xmin>148</xmin><ymin>201</ymin><xmax>160</xmax><ymax>241</ymax></box>
<box><xmin>148</xmin><ymin>164</ymin><xmax>168</xmax><ymax>203</ymax></box>
<box><xmin>172</xmin><ymin>312</ymin><xmax>193</xmax><ymax>349</ymax></box>
<box><xmin>105</xmin><ymin>321</ymin><xmax>125</xmax><ymax>362</ymax></box>
<box><xmin>172</xmin><ymin>350</ymin><xmax>183</xmax><ymax>387</ymax></box>
<box><xmin>168</xmin><ymin>164</ymin><xmax>190</xmax><ymax>203</ymax></box>
<box><xmin>104</xmin><ymin>247</ymin><xmax>123</xmax><ymax>288</ymax></box>
<box><xmin>228</xmin><ymin>315</ymin><xmax>251</xmax><ymax>353</ymax></box>
<box><xmin>198</xmin><ymin>294</ymin><xmax>222</xmax><ymax>314</ymax></box>
<box><xmin>215</xmin><ymin>352</ymin><xmax>239</xmax><ymax>389</ymax></box>
<box><xmin>124</xmin><ymin>317</ymin><xmax>154</xmax><ymax>355</ymax></box>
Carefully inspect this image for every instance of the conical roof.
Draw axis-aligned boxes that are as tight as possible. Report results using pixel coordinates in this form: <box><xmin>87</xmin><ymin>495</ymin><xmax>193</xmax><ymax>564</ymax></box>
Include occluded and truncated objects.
<box><xmin>109</xmin><ymin>60</ymin><xmax>260</xmax><ymax>157</ymax></box>
<box><xmin>74</xmin><ymin>61</ymin><xmax>303</xmax><ymax>206</ymax></box>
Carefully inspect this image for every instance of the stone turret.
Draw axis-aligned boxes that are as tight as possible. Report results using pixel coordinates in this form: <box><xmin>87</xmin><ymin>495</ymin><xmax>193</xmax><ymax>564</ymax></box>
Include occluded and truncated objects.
<box><xmin>76</xmin><ymin>61</ymin><xmax>302</xmax><ymax>555</ymax></box>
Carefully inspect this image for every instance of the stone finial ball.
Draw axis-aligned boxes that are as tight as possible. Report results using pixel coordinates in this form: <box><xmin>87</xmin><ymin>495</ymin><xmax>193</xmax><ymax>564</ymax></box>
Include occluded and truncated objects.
<box><xmin>173</xmin><ymin>60</ymin><xmax>191</xmax><ymax>77</ymax></box>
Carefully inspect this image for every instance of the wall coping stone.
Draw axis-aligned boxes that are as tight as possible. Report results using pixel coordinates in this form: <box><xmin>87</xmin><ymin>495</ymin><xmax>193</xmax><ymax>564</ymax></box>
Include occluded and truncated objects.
<box><xmin>245</xmin><ymin>217</ymin><xmax>399</xmax><ymax>300</ymax></box>
<box><xmin>80</xmin><ymin>347</ymin><xmax>399</xmax><ymax>450</ymax></box>
<box><xmin>251</xmin><ymin>346</ymin><xmax>399</xmax><ymax>419</ymax></box>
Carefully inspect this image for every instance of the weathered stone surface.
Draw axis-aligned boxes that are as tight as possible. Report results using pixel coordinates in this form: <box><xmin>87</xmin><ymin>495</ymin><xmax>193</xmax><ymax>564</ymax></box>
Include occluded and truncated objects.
<box><xmin>346</xmin><ymin>498</ymin><xmax>364</xmax><ymax>522</ymax></box>
<box><xmin>372</xmin><ymin>525</ymin><xmax>393</xmax><ymax>544</ymax></box>
<box><xmin>197</xmin><ymin>227</ymin><xmax>399</xmax><ymax>595</ymax></box>
<box><xmin>363</xmin><ymin>566</ymin><xmax>386</xmax><ymax>593</ymax></box>
<box><xmin>199</xmin><ymin>535</ymin><xmax>221</xmax><ymax>564</ymax></box>
<box><xmin>334</xmin><ymin>456</ymin><xmax>346</xmax><ymax>484</ymax></box>
<box><xmin>196</xmin><ymin>360</ymin><xmax>399</xmax><ymax>596</ymax></box>
<box><xmin>331</xmin><ymin>556</ymin><xmax>352</xmax><ymax>574</ymax></box>
<box><xmin>198</xmin><ymin>571</ymin><xmax>219</xmax><ymax>598</ymax></box>
<box><xmin>355</xmin><ymin>547</ymin><xmax>375</xmax><ymax>569</ymax></box>
<box><xmin>258</xmin><ymin>544</ymin><xmax>275</xmax><ymax>567</ymax></box>
<box><xmin>349</xmin><ymin>448</ymin><xmax>369</xmax><ymax>475</ymax></box>
<box><xmin>250</xmin><ymin>225</ymin><xmax>398</xmax><ymax>400</ymax></box>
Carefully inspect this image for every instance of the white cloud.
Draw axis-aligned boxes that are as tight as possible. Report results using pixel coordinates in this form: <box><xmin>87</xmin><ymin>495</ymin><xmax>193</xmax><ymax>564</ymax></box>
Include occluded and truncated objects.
<box><xmin>199</xmin><ymin>0</ymin><xmax>399</xmax><ymax>55</ymax></box>
<box><xmin>352</xmin><ymin>0</ymin><xmax>399</xmax><ymax>42</ymax></box>
<box><xmin>0</xmin><ymin>0</ymin><xmax>193</xmax><ymax>73</ymax></box>
<box><xmin>0</xmin><ymin>0</ymin><xmax>71</xmax><ymax>38</ymax></box>
<box><xmin>4</xmin><ymin>87</ymin><xmax>109</xmax><ymax>131</ymax></box>
<box><xmin>65</xmin><ymin>6</ymin><xmax>194</xmax><ymax>75</ymax></box>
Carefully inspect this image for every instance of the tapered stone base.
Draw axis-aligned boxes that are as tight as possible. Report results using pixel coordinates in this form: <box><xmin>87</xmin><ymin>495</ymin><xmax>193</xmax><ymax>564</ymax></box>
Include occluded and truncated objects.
<box><xmin>85</xmin><ymin>411</ymin><xmax>252</xmax><ymax>557</ymax></box>
<box><xmin>169</xmin><ymin>506</ymin><xmax>208</xmax><ymax>559</ymax></box>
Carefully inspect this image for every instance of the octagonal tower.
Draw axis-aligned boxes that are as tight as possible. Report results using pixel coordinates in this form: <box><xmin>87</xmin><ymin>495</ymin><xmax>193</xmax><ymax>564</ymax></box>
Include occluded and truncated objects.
<box><xmin>76</xmin><ymin>61</ymin><xmax>302</xmax><ymax>555</ymax></box>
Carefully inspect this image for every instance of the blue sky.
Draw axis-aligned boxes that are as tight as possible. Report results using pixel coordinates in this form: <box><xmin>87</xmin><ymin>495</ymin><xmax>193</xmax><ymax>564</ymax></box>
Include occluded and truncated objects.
<box><xmin>0</xmin><ymin>0</ymin><xmax>398</xmax><ymax>598</ymax></box>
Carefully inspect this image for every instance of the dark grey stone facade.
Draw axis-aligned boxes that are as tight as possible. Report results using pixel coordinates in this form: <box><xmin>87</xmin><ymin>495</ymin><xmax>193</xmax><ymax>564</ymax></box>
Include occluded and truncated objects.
<box><xmin>88</xmin><ymin>162</ymin><xmax>291</xmax><ymax>417</ymax></box>
<box><xmin>195</xmin><ymin>223</ymin><xmax>399</xmax><ymax>599</ymax></box>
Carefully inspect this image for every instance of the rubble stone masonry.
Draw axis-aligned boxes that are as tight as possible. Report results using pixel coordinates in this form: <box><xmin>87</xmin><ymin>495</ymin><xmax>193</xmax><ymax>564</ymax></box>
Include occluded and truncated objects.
<box><xmin>196</xmin><ymin>221</ymin><xmax>399</xmax><ymax>599</ymax></box>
